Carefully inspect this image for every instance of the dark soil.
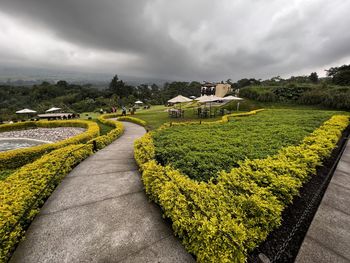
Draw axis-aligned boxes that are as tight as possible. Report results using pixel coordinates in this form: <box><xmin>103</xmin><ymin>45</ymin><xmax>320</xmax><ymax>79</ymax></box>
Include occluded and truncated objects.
<box><xmin>248</xmin><ymin>125</ymin><xmax>350</xmax><ymax>263</ymax></box>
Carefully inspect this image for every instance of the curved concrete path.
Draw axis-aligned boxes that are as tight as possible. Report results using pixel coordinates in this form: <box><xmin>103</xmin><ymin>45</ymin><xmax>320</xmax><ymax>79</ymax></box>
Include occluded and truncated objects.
<box><xmin>11</xmin><ymin>122</ymin><xmax>194</xmax><ymax>263</ymax></box>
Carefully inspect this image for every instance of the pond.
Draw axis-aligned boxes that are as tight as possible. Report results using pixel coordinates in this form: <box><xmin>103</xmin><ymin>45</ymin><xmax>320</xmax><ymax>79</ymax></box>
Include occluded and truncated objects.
<box><xmin>0</xmin><ymin>138</ymin><xmax>50</xmax><ymax>152</ymax></box>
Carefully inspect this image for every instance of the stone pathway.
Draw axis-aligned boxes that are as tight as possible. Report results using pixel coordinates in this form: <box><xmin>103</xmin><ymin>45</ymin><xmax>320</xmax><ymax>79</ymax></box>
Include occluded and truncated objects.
<box><xmin>296</xmin><ymin>139</ymin><xmax>350</xmax><ymax>263</ymax></box>
<box><xmin>10</xmin><ymin>122</ymin><xmax>194</xmax><ymax>263</ymax></box>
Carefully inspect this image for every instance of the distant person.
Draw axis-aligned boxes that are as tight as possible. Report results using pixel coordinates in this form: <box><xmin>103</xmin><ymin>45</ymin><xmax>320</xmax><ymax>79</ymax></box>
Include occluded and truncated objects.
<box><xmin>100</xmin><ymin>108</ymin><xmax>103</xmax><ymax>114</ymax></box>
<box><xmin>122</xmin><ymin>106</ymin><xmax>127</xmax><ymax>116</ymax></box>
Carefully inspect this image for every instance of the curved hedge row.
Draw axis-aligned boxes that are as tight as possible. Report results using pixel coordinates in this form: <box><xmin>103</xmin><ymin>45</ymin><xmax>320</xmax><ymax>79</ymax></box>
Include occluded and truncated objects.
<box><xmin>88</xmin><ymin>114</ymin><xmax>124</xmax><ymax>150</ymax></box>
<box><xmin>0</xmin><ymin>120</ymin><xmax>100</xmax><ymax>170</ymax></box>
<box><xmin>0</xmin><ymin>143</ymin><xmax>93</xmax><ymax>262</ymax></box>
<box><xmin>134</xmin><ymin>114</ymin><xmax>349</xmax><ymax>262</ymax></box>
<box><xmin>117</xmin><ymin>116</ymin><xmax>147</xmax><ymax>127</ymax></box>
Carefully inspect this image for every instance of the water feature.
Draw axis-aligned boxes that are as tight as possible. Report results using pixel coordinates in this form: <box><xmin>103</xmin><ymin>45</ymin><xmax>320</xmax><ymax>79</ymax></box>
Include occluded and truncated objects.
<box><xmin>0</xmin><ymin>138</ymin><xmax>50</xmax><ymax>152</ymax></box>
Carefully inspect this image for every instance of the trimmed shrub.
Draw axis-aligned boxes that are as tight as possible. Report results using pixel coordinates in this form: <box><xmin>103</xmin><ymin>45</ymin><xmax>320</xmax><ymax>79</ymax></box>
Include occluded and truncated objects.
<box><xmin>134</xmin><ymin>114</ymin><xmax>349</xmax><ymax>262</ymax></box>
<box><xmin>0</xmin><ymin>120</ymin><xmax>99</xmax><ymax>170</ymax></box>
<box><xmin>117</xmin><ymin>116</ymin><xmax>147</xmax><ymax>127</ymax></box>
<box><xmin>0</xmin><ymin>144</ymin><xmax>93</xmax><ymax>262</ymax></box>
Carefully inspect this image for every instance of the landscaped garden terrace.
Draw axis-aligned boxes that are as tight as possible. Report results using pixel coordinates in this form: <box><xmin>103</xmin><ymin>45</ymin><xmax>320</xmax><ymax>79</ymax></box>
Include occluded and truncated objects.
<box><xmin>134</xmin><ymin>108</ymin><xmax>349</xmax><ymax>262</ymax></box>
<box><xmin>153</xmin><ymin>109</ymin><xmax>343</xmax><ymax>181</ymax></box>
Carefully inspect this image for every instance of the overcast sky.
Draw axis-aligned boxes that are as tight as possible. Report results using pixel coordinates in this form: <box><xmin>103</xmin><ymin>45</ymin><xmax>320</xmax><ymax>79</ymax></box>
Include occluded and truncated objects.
<box><xmin>0</xmin><ymin>0</ymin><xmax>350</xmax><ymax>81</ymax></box>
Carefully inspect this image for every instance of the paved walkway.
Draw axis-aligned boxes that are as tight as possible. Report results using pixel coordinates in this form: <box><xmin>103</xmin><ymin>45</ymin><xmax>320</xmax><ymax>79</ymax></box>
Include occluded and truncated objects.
<box><xmin>11</xmin><ymin>122</ymin><xmax>194</xmax><ymax>263</ymax></box>
<box><xmin>296</xmin><ymin>139</ymin><xmax>350</xmax><ymax>263</ymax></box>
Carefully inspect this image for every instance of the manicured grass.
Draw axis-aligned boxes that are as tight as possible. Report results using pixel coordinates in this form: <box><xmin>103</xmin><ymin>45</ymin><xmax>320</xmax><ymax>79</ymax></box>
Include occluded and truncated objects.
<box><xmin>80</xmin><ymin>112</ymin><xmax>114</xmax><ymax>135</ymax></box>
<box><xmin>133</xmin><ymin>105</ymin><xmax>221</xmax><ymax>130</ymax></box>
<box><xmin>153</xmin><ymin>109</ymin><xmax>344</xmax><ymax>181</ymax></box>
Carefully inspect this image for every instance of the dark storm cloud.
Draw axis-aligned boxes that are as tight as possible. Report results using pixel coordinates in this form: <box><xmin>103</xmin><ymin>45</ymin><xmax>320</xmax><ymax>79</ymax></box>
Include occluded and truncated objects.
<box><xmin>1</xmin><ymin>0</ymin><xmax>350</xmax><ymax>80</ymax></box>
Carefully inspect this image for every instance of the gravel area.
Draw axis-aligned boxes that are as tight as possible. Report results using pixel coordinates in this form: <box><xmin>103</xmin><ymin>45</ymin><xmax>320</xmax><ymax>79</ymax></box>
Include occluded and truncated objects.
<box><xmin>0</xmin><ymin>127</ymin><xmax>86</xmax><ymax>142</ymax></box>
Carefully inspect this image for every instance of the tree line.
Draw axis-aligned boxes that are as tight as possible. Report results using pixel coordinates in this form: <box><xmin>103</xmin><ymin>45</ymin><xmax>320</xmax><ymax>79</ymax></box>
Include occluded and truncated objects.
<box><xmin>0</xmin><ymin>77</ymin><xmax>202</xmax><ymax>120</ymax></box>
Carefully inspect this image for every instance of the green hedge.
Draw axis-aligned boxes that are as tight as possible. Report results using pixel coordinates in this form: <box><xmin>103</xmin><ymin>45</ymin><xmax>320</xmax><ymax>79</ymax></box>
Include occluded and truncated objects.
<box><xmin>134</xmin><ymin>114</ymin><xmax>349</xmax><ymax>262</ymax></box>
<box><xmin>0</xmin><ymin>120</ymin><xmax>100</xmax><ymax>170</ymax></box>
<box><xmin>0</xmin><ymin>143</ymin><xmax>93</xmax><ymax>262</ymax></box>
<box><xmin>87</xmin><ymin>114</ymin><xmax>124</xmax><ymax>150</ymax></box>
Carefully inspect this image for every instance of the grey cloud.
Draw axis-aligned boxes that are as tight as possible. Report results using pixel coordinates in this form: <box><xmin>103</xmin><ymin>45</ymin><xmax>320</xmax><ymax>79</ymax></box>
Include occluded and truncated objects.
<box><xmin>0</xmin><ymin>0</ymin><xmax>350</xmax><ymax>81</ymax></box>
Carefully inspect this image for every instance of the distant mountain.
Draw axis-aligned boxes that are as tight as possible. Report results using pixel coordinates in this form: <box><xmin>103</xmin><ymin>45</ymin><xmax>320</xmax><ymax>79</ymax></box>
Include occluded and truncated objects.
<box><xmin>0</xmin><ymin>66</ymin><xmax>170</xmax><ymax>88</ymax></box>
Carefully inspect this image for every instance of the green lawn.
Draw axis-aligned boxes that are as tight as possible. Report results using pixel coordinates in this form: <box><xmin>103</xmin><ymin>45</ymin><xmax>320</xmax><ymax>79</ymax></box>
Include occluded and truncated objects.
<box><xmin>132</xmin><ymin>105</ymin><xmax>222</xmax><ymax>130</ymax></box>
<box><xmin>79</xmin><ymin>112</ymin><xmax>114</xmax><ymax>135</ymax></box>
<box><xmin>153</xmin><ymin>109</ymin><xmax>345</xmax><ymax>181</ymax></box>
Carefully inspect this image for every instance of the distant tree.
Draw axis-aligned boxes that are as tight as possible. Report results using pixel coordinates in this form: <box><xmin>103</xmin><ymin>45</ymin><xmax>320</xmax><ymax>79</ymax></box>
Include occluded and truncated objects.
<box><xmin>57</xmin><ymin>80</ymin><xmax>68</xmax><ymax>87</ymax></box>
<box><xmin>187</xmin><ymin>81</ymin><xmax>201</xmax><ymax>96</ymax></box>
<box><xmin>326</xmin><ymin>64</ymin><xmax>350</xmax><ymax>85</ymax></box>
<box><xmin>309</xmin><ymin>72</ymin><xmax>318</xmax><ymax>83</ymax></box>
<box><xmin>108</xmin><ymin>75</ymin><xmax>133</xmax><ymax>97</ymax></box>
<box><xmin>235</xmin><ymin>78</ymin><xmax>260</xmax><ymax>88</ymax></box>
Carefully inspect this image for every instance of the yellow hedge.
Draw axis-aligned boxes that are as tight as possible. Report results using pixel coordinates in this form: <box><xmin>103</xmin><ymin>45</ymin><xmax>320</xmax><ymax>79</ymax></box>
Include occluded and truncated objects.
<box><xmin>0</xmin><ymin>120</ymin><xmax>99</xmax><ymax>170</ymax></box>
<box><xmin>117</xmin><ymin>116</ymin><xmax>147</xmax><ymax>127</ymax></box>
<box><xmin>134</xmin><ymin>115</ymin><xmax>349</xmax><ymax>262</ymax></box>
<box><xmin>0</xmin><ymin>143</ymin><xmax>93</xmax><ymax>262</ymax></box>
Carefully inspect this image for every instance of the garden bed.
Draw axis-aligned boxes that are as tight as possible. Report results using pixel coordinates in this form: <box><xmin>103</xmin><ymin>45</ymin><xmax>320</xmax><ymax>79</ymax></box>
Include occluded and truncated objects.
<box><xmin>153</xmin><ymin>109</ymin><xmax>342</xmax><ymax>181</ymax></box>
<box><xmin>135</xmin><ymin>110</ymin><xmax>349</xmax><ymax>262</ymax></box>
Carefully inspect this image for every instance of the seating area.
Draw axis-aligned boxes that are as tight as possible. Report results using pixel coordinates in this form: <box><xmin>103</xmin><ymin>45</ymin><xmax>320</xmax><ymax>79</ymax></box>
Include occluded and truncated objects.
<box><xmin>37</xmin><ymin>113</ymin><xmax>78</xmax><ymax>120</ymax></box>
<box><xmin>168</xmin><ymin>108</ymin><xmax>184</xmax><ymax>118</ymax></box>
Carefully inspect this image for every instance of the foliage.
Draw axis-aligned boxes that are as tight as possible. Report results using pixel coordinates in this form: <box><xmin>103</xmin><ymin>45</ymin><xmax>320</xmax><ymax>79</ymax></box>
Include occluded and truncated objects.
<box><xmin>326</xmin><ymin>64</ymin><xmax>350</xmax><ymax>85</ymax></box>
<box><xmin>134</xmin><ymin>113</ymin><xmax>349</xmax><ymax>262</ymax></box>
<box><xmin>117</xmin><ymin>116</ymin><xmax>147</xmax><ymax>127</ymax></box>
<box><xmin>309</xmin><ymin>72</ymin><xmax>319</xmax><ymax>83</ymax></box>
<box><xmin>153</xmin><ymin>109</ymin><xmax>340</xmax><ymax>181</ymax></box>
<box><xmin>0</xmin><ymin>144</ymin><xmax>93</xmax><ymax>262</ymax></box>
<box><xmin>240</xmin><ymin>84</ymin><xmax>350</xmax><ymax>110</ymax></box>
<box><xmin>107</xmin><ymin>75</ymin><xmax>134</xmax><ymax>98</ymax></box>
<box><xmin>0</xmin><ymin>120</ymin><xmax>100</xmax><ymax>170</ymax></box>
<box><xmin>87</xmin><ymin>113</ymin><xmax>124</xmax><ymax>150</ymax></box>
<box><xmin>0</xmin><ymin>169</ymin><xmax>15</xmax><ymax>181</ymax></box>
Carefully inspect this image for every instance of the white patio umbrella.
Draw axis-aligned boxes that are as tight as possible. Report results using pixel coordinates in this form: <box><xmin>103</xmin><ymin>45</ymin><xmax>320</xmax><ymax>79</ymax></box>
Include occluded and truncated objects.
<box><xmin>196</xmin><ymin>95</ymin><xmax>223</xmax><ymax>117</ymax></box>
<box><xmin>167</xmin><ymin>95</ymin><xmax>192</xmax><ymax>103</ymax></box>
<box><xmin>135</xmin><ymin>100</ymin><xmax>143</xmax><ymax>104</ymax></box>
<box><xmin>196</xmin><ymin>95</ymin><xmax>223</xmax><ymax>103</ymax></box>
<box><xmin>46</xmin><ymin>107</ymin><xmax>61</xmax><ymax>112</ymax></box>
<box><xmin>16</xmin><ymin>108</ymin><xmax>37</xmax><ymax>114</ymax></box>
<box><xmin>222</xmin><ymin>95</ymin><xmax>244</xmax><ymax>101</ymax></box>
<box><xmin>167</xmin><ymin>95</ymin><xmax>192</xmax><ymax>115</ymax></box>
<box><xmin>16</xmin><ymin>108</ymin><xmax>37</xmax><ymax>120</ymax></box>
<box><xmin>222</xmin><ymin>95</ymin><xmax>244</xmax><ymax>111</ymax></box>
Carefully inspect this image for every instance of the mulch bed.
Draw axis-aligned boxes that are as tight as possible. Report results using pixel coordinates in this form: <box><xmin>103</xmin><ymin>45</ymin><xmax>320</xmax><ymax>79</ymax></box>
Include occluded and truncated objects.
<box><xmin>248</xmin><ymin>125</ymin><xmax>350</xmax><ymax>263</ymax></box>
